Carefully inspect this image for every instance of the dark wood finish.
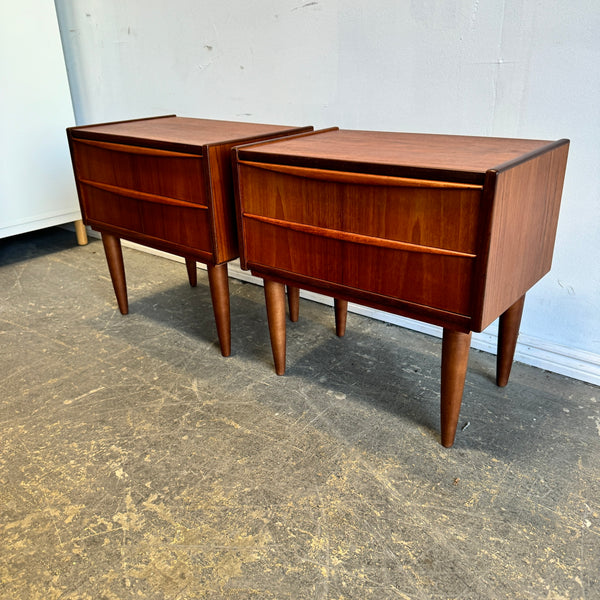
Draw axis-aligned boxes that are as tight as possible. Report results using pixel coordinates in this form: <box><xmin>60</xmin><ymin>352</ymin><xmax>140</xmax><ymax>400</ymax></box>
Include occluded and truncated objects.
<box><xmin>474</xmin><ymin>145</ymin><xmax>569</xmax><ymax>329</ymax></box>
<box><xmin>101</xmin><ymin>233</ymin><xmax>128</xmax><ymax>315</ymax></box>
<box><xmin>67</xmin><ymin>116</ymin><xmax>311</xmax><ymax>355</ymax></box>
<box><xmin>234</xmin><ymin>129</ymin><xmax>569</xmax><ymax>446</ymax></box>
<box><xmin>237</xmin><ymin>161</ymin><xmax>481</xmax><ymax>319</ymax></box>
<box><xmin>285</xmin><ymin>286</ymin><xmax>347</xmax><ymax>336</ymax></box>
<box><xmin>334</xmin><ymin>299</ymin><xmax>348</xmax><ymax>337</ymax></box>
<box><xmin>185</xmin><ymin>258</ymin><xmax>197</xmax><ymax>287</ymax></box>
<box><xmin>264</xmin><ymin>280</ymin><xmax>287</xmax><ymax>375</ymax></box>
<box><xmin>237</xmin><ymin>129</ymin><xmax>565</xmax><ymax>184</ymax></box>
<box><xmin>286</xmin><ymin>286</ymin><xmax>300</xmax><ymax>322</ymax></box>
<box><xmin>207</xmin><ymin>263</ymin><xmax>231</xmax><ymax>357</ymax></box>
<box><xmin>496</xmin><ymin>295</ymin><xmax>526</xmax><ymax>387</ymax></box>
<box><xmin>441</xmin><ymin>329</ymin><xmax>472</xmax><ymax>447</ymax></box>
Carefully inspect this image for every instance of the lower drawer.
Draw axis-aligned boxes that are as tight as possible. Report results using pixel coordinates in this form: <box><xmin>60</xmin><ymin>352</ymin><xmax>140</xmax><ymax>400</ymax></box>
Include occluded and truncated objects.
<box><xmin>81</xmin><ymin>184</ymin><xmax>212</xmax><ymax>253</ymax></box>
<box><xmin>245</xmin><ymin>220</ymin><xmax>475</xmax><ymax>316</ymax></box>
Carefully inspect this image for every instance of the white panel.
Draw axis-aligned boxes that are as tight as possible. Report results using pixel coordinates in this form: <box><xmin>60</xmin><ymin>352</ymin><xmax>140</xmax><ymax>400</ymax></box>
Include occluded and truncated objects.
<box><xmin>0</xmin><ymin>0</ymin><xmax>80</xmax><ymax>238</ymax></box>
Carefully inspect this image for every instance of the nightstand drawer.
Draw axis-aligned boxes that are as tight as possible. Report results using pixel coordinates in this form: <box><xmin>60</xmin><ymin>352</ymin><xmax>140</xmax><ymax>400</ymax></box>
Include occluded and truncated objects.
<box><xmin>81</xmin><ymin>183</ymin><xmax>212</xmax><ymax>253</ymax></box>
<box><xmin>238</xmin><ymin>162</ymin><xmax>482</xmax><ymax>255</ymax></box>
<box><xmin>245</xmin><ymin>219</ymin><xmax>474</xmax><ymax>315</ymax></box>
<box><xmin>71</xmin><ymin>139</ymin><xmax>206</xmax><ymax>205</ymax></box>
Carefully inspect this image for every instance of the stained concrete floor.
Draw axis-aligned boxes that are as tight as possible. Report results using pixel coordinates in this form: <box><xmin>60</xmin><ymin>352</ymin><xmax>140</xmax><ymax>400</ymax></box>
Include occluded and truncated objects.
<box><xmin>1</xmin><ymin>227</ymin><xmax>599</xmax><ymax>600</ymax></box>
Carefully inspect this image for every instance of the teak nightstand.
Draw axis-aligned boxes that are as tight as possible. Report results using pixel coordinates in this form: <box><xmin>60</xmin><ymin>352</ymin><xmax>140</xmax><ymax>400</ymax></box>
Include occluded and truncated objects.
<box><xmin>67</xmin><ymin>116</ymin><xmax>311</xmax><ymax>356</ymax></box>
<box><xmin>233</xmin><ymin>128</ymin><xmax>569</xmax><ymax>446</ymax></box>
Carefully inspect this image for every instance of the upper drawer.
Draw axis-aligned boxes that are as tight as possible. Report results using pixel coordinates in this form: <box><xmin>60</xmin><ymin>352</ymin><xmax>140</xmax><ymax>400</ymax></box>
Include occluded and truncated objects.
<box><xmin>237</xmin><ymin>161</ymin><xmax>482</xmax><ymax>255</ymax></box>
<box><xmin>71</xmin><ymin>139</ymin><xmax>206</xmax><ymax>205</ymax></box>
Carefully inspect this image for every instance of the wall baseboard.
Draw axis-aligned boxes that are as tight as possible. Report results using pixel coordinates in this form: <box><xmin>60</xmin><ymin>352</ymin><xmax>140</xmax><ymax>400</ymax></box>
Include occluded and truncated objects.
<box><xmin>344</xmin><ymin>303</ymin><xmax>600</xmax><ymax>388</ymax></box>
<box><xmin>81</xmin><ymin>230</ymin><xmax>600</xmax><ymax>388</ymax></box>
<box><xmin>225</xmin><ymin>260</ymin><xmax>600</xmax><ymax>387</ymax></box>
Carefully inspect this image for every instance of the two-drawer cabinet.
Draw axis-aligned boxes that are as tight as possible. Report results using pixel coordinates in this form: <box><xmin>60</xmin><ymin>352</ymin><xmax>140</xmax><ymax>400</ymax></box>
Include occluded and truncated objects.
<box><xmin>233</xmin><ymin>128</ymin><xmax>569</xmax><ymax>446</ymax></box>
<box><xmin>67</xmin><ymin>116</ymin><xmax>311</xmax><ymax>355</ymax></box>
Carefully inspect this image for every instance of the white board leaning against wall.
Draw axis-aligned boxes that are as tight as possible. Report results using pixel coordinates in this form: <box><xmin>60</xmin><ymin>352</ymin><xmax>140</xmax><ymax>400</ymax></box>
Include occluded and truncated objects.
<box><xmin>0</xmin><ymin>0</ymin><xmax>83</xmax><ymax>240</ymax></box>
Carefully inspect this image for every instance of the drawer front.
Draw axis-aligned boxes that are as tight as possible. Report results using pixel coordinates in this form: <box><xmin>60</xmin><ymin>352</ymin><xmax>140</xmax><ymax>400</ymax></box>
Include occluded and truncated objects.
<box><xmin>72</xmin><ymin>139</ymin><xmax>206</xmax><ymax>204</ymax></box>
<box><xmin>239</xmin><ymin>162</ymin><xmax>482</xmax><ymax>254</ymax></box>
<box><xmin>239</xmin><ymin>162</ymin><xmax>481</xmax><ymax>316</ymax></box>
<box><xmin>245</xmin><ymin>220</ymin><xmax>474</xmax><ymax>315</ymax></box>
<box><xmin>81</xmin><ymin>184</ymin><xmax>212</xmax><ymax>253</ymax></box>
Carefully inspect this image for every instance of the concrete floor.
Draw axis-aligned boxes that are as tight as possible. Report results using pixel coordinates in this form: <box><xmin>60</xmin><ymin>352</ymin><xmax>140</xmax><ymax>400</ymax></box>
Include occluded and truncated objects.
<box><xmin>1</xmin><ymin>227</ymin><xmax>598</xmax><ymax>600</ymax></box>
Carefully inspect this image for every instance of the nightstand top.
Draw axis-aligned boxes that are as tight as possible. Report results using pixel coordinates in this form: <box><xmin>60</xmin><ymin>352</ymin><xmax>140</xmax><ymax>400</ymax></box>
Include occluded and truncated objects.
<box><xmin>237</xmin><ymin>128</ymin><xmax>568</xmax><ymax>184</ymax></box>
<box><xmin>69</xmin><ymin>116</ymin><xmax>310</xmax><ymax>154</ymax></box>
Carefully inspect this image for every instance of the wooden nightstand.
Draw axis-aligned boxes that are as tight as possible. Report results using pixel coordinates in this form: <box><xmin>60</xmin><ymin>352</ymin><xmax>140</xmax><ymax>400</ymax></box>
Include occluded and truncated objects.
<box><xmin>67</xmin><ymin>116</ymin><xmax>311</xmax><ymax>356</ymax></box>
<box><xmin>233</xmin><ymin>128</ymin><xmax>569</xmax><ymax>446</ymax></box>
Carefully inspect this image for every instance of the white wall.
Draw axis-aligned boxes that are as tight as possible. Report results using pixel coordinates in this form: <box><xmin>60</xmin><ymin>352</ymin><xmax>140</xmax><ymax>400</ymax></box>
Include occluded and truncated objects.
<box><xmin>54</xmin><ymin>0</ymin><xmax>600</xmax><ymax>384</ymax></box>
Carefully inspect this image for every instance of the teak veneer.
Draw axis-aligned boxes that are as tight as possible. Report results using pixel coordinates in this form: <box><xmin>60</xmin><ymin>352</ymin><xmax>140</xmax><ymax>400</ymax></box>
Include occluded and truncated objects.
<box><xmin>67</xmin><ymin>116</ymin><xmax>311</xmax><ymax>356</ymax></box>
<box><xmin>233</xmin><ymin>128</ymin><xmax>569</xmax><ymax>446</ymax></box>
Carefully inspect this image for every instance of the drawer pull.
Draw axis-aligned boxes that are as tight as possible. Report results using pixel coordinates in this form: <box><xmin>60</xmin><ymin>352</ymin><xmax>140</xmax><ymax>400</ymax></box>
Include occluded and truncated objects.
<box><xmin>243</xmin><ymin>213</ymin><xmax>476</xmax><ymax>258</ymax></box>
<box><xmin>75</xmin><ymin>138</ymin><xmax>201</xmax><ymax>158</ymax></box>
<box><xmin>239</xmin><ymin>160</ymin><xmax>482</xmax><ymax>190</ymax></box>
<box><xmin>80</xmin><ymin>179</ymin><xmax>208</xmax><ymax>210</ymax></box>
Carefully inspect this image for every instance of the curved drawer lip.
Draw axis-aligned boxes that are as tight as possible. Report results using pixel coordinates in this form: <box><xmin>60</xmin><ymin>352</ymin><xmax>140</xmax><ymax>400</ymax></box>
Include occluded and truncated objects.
<box><xmin>236</xmin><ymin>153</ymin><xmax>487</xmax><ymax>185</ymax></box>
<box><xmin>72</xmin><ymin>137</ymin><xmax>203</xmax><ymax>158</ymax></box>
<box><xmin>238</xmin><ymin>160</ymin><xmax>483</xmax><ymax>190</ymax></box>
<box><xmin>80</xmin><ymin>180</ymin><xmax>209</xmax><ymax>210</ymax></box>
<box><xmin>242</xmin><ymin>213</ymin><xmax>476</xmax><ymax>259</ymax></box>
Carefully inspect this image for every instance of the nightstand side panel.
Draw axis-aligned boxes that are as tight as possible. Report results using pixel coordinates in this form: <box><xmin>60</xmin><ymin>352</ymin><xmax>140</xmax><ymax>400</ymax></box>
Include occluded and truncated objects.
<box><xmin>476</xmin><ymin>142</ymin><xmax>569</xmax><ymax>330</ymax></box>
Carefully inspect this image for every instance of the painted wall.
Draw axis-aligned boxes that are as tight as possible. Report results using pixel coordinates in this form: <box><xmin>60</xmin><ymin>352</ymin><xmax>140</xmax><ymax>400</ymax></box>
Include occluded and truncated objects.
<box><xmin>54</xmin><ymin>0</ymin><xmax>600</xmax><ymax>383</ymax></box>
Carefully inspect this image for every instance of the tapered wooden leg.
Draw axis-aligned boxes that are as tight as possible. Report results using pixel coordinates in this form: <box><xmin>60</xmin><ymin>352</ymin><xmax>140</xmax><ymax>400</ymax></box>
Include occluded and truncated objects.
<box><xmin>334</xmin><ymin>299</ymin><xmax>348</xmax><ymax>337</ymax></box>
<box><xmin>207</xmin><ymin>263</ymin><xmax>231</xmax><ymax>357</ymax></box>
<box><xmin>265</xmin><ymin>280</ymin><xmax>287</xmax><ymax>375</ymax></box>
<box><xmin>101</xmin><ymin>232</ymin><xmax>128</xmax><ymax>314</ymax></box>
<box><xmin>74</xmin><ymin>219</ymin><xmax>88</xmax><ymax>245</ymax></box>
<box><xmin>287</xmin><ymin>286</ymin><xmax>300</xmax><ymax>322</ymax></box>
<box><xmin>496</xmin><ymin>294</ymin><xmax>525</xmax><ymax>387</ymax></box>
<box><xmin>185</xmin><ymin>257</ymin><xmax>197</xmax><ymax>287</ymax></box>
<box><xmin>440</xmin><ymin>329</ymin><xmax>472</xmax><ymax>447</ymax></box>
